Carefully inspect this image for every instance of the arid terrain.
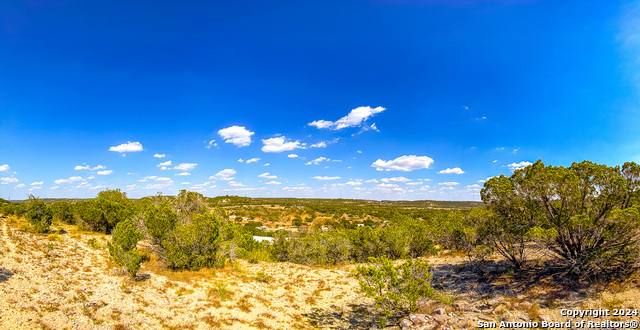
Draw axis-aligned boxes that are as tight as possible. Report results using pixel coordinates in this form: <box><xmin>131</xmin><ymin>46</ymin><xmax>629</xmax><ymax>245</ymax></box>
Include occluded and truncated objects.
<box><xmin>2</xmin><ymin>214</ymin><xmax>640</xmax><ymax>329</ymax></box>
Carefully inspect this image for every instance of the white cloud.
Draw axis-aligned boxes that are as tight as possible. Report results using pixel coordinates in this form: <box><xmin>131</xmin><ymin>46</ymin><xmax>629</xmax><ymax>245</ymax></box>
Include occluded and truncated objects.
<box><xmin>381</xmin><ymin>177</ymin><xmax>411</xmax><ymax>183</ymax></box>
<box><xmin>365</xmin><ymin>179</ymin><xmax>379</xmax><ymax>183</ymax></box>
<box><xmin>175</xmin><ymin>172</ymin><xmax>190</xmax><ymax>176</ymax></box>
<box><xmin>228</xmin><ymin>181</ymin><xmax>246</xmax><ymax>187</ymax></box>
<box><xmin>238</xmin><ymin>158</ymin><xmax>244</xmax><ymax>163</ymax></box>
<box><xmin>109</xmin><ymin>141</ymin><xmax>143</xmax><ymax>153</ymax></box>
<box><xmin>308</xmin><ymin>106</ymin><xmax>386</xmax><ymax>130</ymax></box>
<box><xmin>92</xmin><ymin>165</ymin><xmax>106</xmax><ymax>170</ymax></box>
<box><xmin>288</xmin><ymin>154</ymin><xmax>299</xmax><ymax>158</ymax></box>
<box><xmin>261</xmin><ymin>136</ymin><xmax>305</xmax><ymax>153</ymax></box>
<box><xmin>97</xmin><ymin>170</ymin><xmax>113</xmax><ymax>175</ymax></box>
<box><xmin>205</xmin><ymin>140</ymin><xmax>218</xmax><ymax>149</ymax></box>
<box><xmin>49</xmin><ymin>186</ymin><xmax>59</xmax><ymax>190</ymax></box>
<box><xmin>508</xmin><ymin>161</ymin><xmax>533</xmax><ymax>170</ymax></box>
<box><xmin>1</xmin><ymin>177</ymin><xmax>18</xmax><ymax>184</ymax></box>
<box><xmin>310</xmin><ymin>141</ymin><xmax>327</xmax><ymax>148</ymax></box>
<box><xmin>190</xmin><ymin>182</ymin><xmax>213</xmax><ymax>189</ymax></box>
<box><xmin>263</xmin><ymin>163</ymin><xmax>270</xmax><ymax>166</ymax></box>
<box><xmin>235</xmin><ymin>187</ymin><xmax>266</xmax><ymax>191</ymax></box>
<box><xmin>265</xmin><ymin>181</ymin><xmax>282</xmax><ymax>185</ymax></box>
<box><xmin>376</xmin><ymin>183</ymin><xmax>399</xmax><ymax>188</ymax></box>
<box><xmin>142</xmin><ymin>183</ymin><xmax>173</xmax><ymax>190</ymax></box>
<box><xmin>246</xmin><ymin>158</ymin><xmax>260</xmax><ymax>164</ymax></box>
<box><xmin>345</xmin><ymin>180</ymin><xmax>362</xmax><ymax>186</ymax></box>
<box><xmin>438</xmin><ymin>182</ymin><xmax>460</xmax><ymax>186</ymax></box>
<box><xmin>173</xmin><ymin>163</ymin><xmax>197</xmax><ymax>171</ymax></box>
<box><xmin>157</xmin><ymin>161</ymin><xmax>172</xmax><ymax>168</ymax></box>
<box><xmin>74</xmin><ymin>165</ymin><xmax>90</xmax><ymax>170</ymax></box>
<box><xmin>372</xmin><ymin>155</ymin><xmax>434</xmax><ymax>172</ymax></box>
<box><xmin>30</xmin><ymin>181</ymin><xmax>43</xmax><ymax>186</ymax></box>
<box><xmin>29</xmin><ymin>187</ymin><xmax>42</xmax><ymax>191</ymax></box>
<box><xmin>0</xmin><ymin>177</ymin><xmax>19</xmax><ymax>184</ymax></box>
<box><xmin>211</xmin><ymin>169</ymin><xmax>236</xmax><ymax>181</ymax></box>
<box><xmin>283</xmin><ymin>186</ymin><xmax>313</xmax><ymax>192</ymax></box>
<box><xmin>258</xmin><ymin>172</ymin><xmax>277</xmax><ymax>179</ymax></box>
<box><xmin>406</xmin><ymin>182</ymin><xmax>422</xmax><ymax>185</ymax></box>
<box><xmin>0</xmin><ymin>164</ymin><xmax>9</xmax><ymax>172</ymax></box>
<box><xmin>312</xmin><ymin>176</ymin><xmax>341</xmax><ymax>181</ymax></box>
<box><xmin>305</xmin><ymin>157</ymin><xmax>329</xmax><ymax>165</ymax></box>
<box><xmin>54</xmin><ymin>176</ymin><xmax>85</xmax><ymax>185</ymax></box>
<box><xmin>438</xmin><ymin>167</ymin><xmax>465</xmax><ymax>174</ymax></box>
<box><xmin>307</xmin><ymin>120</ymin><xmax>333</xmax><ymax>129</ymax></box>
<box><xmin>466</xmin><ymin>184</ymin><xmax>481</xmax><ymax>189</ymax></box>
<box><xmin>154</xmin><ymin>154</ymin><xmax>166</xmax><ymax>158</ymax></box>
<box><xmin>138</xmin><ymin>176</ymin><xmax>173</xmax><ymax>183</ymax></box>
<box><xmin>218</xmin><ymin>126</ymin><xmax>254</xmax><ymax>147</ymax></box>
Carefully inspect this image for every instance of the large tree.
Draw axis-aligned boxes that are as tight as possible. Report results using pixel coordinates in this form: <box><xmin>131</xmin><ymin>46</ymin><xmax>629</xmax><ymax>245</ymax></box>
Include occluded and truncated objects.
<box><xmin>482</xmin><ymin>160</ymin><xmax>640</xmax><ymax>277</ymax></box>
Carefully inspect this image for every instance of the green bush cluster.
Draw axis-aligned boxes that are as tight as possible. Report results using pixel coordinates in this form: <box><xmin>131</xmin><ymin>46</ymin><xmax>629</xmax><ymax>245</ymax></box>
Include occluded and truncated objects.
<box><xmin>357</xmin><ymin>256</ymin><xmax>434</xmax><ymax>327</ymax></box>
<box><xmin>271</xmin><ymin>218</ymin><xmax>435</xmax><ymax>266</ymax></box>
<box><xmin>25</xmin><ymin>195</ymin><xmax>53</xmax><ymax>233</ymax></box>
<box><xmin>107</xmin><ymin>219</ymin><xmax>143</xmax><ymax>278</ymax></box>
<box><xmin>139</xmin><ymin>190</ymin><xmax>226</xmax><ymax>270</ymax></box>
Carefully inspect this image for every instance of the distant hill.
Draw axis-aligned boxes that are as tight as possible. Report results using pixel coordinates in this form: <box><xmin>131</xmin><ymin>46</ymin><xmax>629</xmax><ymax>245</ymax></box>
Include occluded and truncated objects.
<box><xmin>207</xmin><ymin>196</ymin><xmax>483</xmax><ymax>210</ymax></box>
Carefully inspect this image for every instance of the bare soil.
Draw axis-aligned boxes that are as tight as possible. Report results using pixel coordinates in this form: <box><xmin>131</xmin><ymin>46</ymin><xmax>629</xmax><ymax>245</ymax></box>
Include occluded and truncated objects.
<box><xmin>1</xmin><ymin>215</ymin><xmax>640</xmax><ymax>329</ymax></box>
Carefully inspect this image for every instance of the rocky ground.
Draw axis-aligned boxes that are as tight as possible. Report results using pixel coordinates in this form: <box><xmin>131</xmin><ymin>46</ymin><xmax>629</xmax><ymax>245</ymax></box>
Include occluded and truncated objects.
<box><xmin>2</xmin><ymin>215</ymin><xmax>640</xmax><ymax>329</ymax></box>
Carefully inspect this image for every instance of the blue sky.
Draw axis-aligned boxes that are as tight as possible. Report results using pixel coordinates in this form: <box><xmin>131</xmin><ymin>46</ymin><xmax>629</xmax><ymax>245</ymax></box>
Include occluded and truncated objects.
<box><xmin>1</xmin><ymin>0</ymin><xmax>640</xmax><ymax>201</ymax></box>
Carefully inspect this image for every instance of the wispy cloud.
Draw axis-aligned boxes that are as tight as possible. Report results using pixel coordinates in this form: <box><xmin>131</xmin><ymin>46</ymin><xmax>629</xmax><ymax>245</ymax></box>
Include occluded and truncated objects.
<box><xmin>261</xmin><ymin>136</ymin><xmax>305</xmax><ymax>153</ymax></box>
<box><xmin>308</xmin><ymin>106</ymin><xmax>386</xmax><ymax>130</ymax></box>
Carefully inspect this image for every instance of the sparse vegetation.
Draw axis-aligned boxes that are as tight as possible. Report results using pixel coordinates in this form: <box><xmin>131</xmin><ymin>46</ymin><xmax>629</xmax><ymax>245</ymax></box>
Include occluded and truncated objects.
<box><xmin>357</xmin><ymin>256</ymin><xmax>434</xmax><ymax>327</ymax></box>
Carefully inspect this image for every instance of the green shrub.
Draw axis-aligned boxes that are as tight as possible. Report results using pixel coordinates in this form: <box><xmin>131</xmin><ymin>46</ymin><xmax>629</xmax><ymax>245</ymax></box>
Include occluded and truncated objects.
<box><xmin>74</xmin><ymin>189</ymin><xmax>134</xmax><ymax>234</ymax></box>
<box><xmin>51</xmin><ymin>201</ymin><xmax>74</xmax><ymax>224</ymax></box>
<box><xmin>357</xmin><ymin>256</ymin><xmax>434</xmax><ymax>327</ymax></box>
<box><xmin>25</xmin><ymin>196</ymin><xmax>52</xmax><ymax>233</ymax></box>
<box><xmin>208</xmin><ymin>283</ymin><xmax>234</xmax><ymax>301</ymax></box>
<box><xmin>107</xmin><ymin>219</ymin><xmax>143</xmax><ymax>278</ymax></box>
<box><xmin>255</xmin><ymin>271</ymin><xmax>272</xmax><ymax>283</ymax></box>
<box><xmin>144</xmin><ymin>201</ymin><xmax>177</xmax><ymax>243</ymax></box>
<box><xmin>161</xmin><ymin>212</ymin><xmax>224</xmax><ymax>270</ymax></box>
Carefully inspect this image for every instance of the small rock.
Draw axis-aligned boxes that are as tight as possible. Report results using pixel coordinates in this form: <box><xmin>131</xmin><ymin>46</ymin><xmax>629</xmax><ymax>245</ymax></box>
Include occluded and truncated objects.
<box><xmin>435</xmin><ymin>308</ymin><xmax>446</xmax><ymax>315</ymax></box>
<box><xmin>486</xmin><ymin>298</ymin><xmax>500</xmax><ymax>307</ymax></box>
<box><xmin>399</xmin><ymin>318</ymin><xmax>414</xmax><ymax>329</ymax></box>
<box><xmin>452</xmin><ymin>300</ymin><xmax>478</xmax><ymax>312</ymax></box>
<box><xmin>519</xmin><ymin>301</ymin><xmax>532</xmax><ymax>310</ymax></box>
<box><xmin>478</xmin><ymin>315</ymin><xmax>494</xmax><ymax>322</ymax></box>
<box><xmin>493</xmin><ymin>304</ymin><xmax>508</xmax><ymax>315</ymax></box>
<box><xmin>539</xmin><ymin>315</ymin><xmax>552</xmax><ymax>322</ymax></box>
<box><xmin>409</xmin><ymin>314</ymin><xmax>428</xmax><ymax>326</ymax></box>
<box><xmin>434</xmin><ymin>315</ymin><xmax>450</xmax><ymax>324</ymax></box>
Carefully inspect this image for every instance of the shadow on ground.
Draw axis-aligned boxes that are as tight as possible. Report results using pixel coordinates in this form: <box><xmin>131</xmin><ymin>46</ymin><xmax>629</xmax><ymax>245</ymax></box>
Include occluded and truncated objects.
<box><xmin>135</xmin><ymin>273</ymin><xmax>152</xmax><ymax>282</ymax></box>
<box><xmin>0</xmin><ymin>268</ymin><xmax>13</xmax><ymax>283</ymax></box>
<box><xmin>302</xmin><ymin>303</ymin><xmax>377</xmax><ymax>329</ymax></box>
